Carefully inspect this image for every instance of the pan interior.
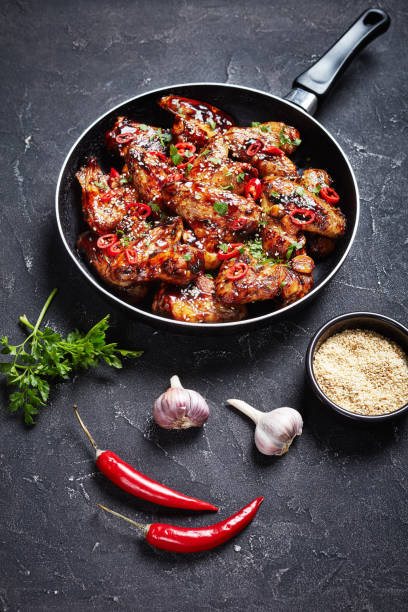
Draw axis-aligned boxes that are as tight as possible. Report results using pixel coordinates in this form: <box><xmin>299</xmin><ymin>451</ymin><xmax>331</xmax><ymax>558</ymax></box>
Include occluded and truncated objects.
<box><xmin>57</xmin><ymin>84</ymin><xmax>358</xmax><ymax>325</ymax></box>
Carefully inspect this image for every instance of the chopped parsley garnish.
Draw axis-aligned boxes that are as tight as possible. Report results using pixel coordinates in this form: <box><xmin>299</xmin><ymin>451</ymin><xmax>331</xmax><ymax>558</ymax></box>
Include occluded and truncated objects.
<box><xmin>218</xmin><ymin>243</ymin><xmax>229</xmax><ymax>253</ymax></box>
<box><xmin>139</xmin><ymin>124</ymin><xmax>149</xmax><ymax>131</ymax></box>
<box><xmin>258</xmin><ymin>219</ymin><xmax>267</xmax><ymax>227</ymax></box>
<box><xmin>157</xmin><ymin>128</ymin><xmax>172</xmax><ymax>146</ymax></box>
<box><xmin>213</xmin><ymin>201</ymin><xmax>228</xmax><ymax>216</ymax></box>
<box><xmin>236</xmin><ymin>172</ymin><xmax>245</xmax><ymax>183</ymax></box>
<box><xmin>280</xmin><ymin>280</ymin><xmax>287</xmax><ymax>288</ymax></box>
<box><xmin>169</xmin><ymin>144</ymin><xmax>184</xmax><ymax>166</ymax></box>
<box><xmin>251</xmin><ymin>121</ymin><xmax>261</xmax><ymax>127</ymax></box>
<box><xmin>116</xmin><ymin>229</ymin><xmax>124</xmax><ymax>238</ymax></box>
<box><xmin>94</xmin><ymin>181</ymin><xmax>106</xmax><ymax>190</ymax></box>
<box><xmin>270</xmin><ymin>190</ymin><xmax>280</xmax><ymax>198</ymax></box>
<box><xmin>205</xmin><ymin>273</ymin><xmax>214</xmax><ymax>279</ymax></box>
<box><xmin>310</xmin><ymin>185</ymin><xmax>322</xmax><ymax>194</ymax></box>
<box><xmin>119</xmin><ymin>176</ymin><xmax>130</xmax><ymax>185</ymax></box>
<box><xmin>183</xmin><ymin>253</ymin><xmax>192</xmax><ymax>261</ymax></box>
<box><xmin>260</xmin><ymin>124</ymin><xmax>271</xmax><ymax>133</ymax></box>
<box><xmin>295</xmin><ymin>186</ymin><xmax>305</xmax><ymax>196</ymax></box>
<box><xmin>286</xmin><ymin>241</ymin><xmax>303</xmax><ymax>260</ymax></box>
<box><xmin>185</xmin><ymin>162</ymin><xmax>193</xmax><ymax>175</ymax></box>
<box><xmin>222</xmin><ymin>184</ymin><xmax>233</xmax><ymax>191</ymax></box>
<box><xmin>279</xmin><ymin>126</ymin><xmax>301</xmax><ymax>147</ymax></box>
<box><xmin>245</xmin><ymin>239</ymin><xmax>283</xmax><ymax>265</ymax></box>
<box><xmin>207</xmin><ymin>119</ymin><xmax>216</xmax><ymax>130</ymax></box>
<box><xmin>208</xmin><ymin>156</ymin><xmax>222</xmax><ymax>165</ymax></box>
<box><xmin>150</xmin><ymin>202</ymin><xmax>161</xmax><ymax>212</ymax></box>
<box><xmin>199</xmin><ymin>149</ymin><xmax>210</xmax><ymax>157</ymax></box>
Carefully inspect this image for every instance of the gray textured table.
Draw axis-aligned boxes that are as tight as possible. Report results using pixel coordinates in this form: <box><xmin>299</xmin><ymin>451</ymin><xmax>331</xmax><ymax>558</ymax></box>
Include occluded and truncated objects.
<box><xmin>1</xmin><ymin>1</ymin><xmax>407</xmax><ymax>611</ymax></box>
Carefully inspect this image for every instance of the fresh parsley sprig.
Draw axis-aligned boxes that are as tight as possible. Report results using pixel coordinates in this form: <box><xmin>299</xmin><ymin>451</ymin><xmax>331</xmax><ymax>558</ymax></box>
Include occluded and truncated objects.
<box><xmin>0</xmin><ymin>289</ymin><xmax>143</xmax><ymax>425</ymax></box>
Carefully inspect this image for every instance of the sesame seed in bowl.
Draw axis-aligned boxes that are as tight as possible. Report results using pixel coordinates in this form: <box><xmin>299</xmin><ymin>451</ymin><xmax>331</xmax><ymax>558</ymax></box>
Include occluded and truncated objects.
<box><xmin>306</xmin><ymin>313</ymin><xmax>408</xmax><ymax>422</ymax></box>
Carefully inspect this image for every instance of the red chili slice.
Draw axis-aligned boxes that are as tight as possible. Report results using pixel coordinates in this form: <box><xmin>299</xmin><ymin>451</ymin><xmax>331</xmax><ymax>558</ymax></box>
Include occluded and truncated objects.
<box><xmin>126</xmin><ymin>202</ymin><xmax>152</xmax><ymax>219</ymax></box>
<box><xmin>125</xmin><ymin>246</ymin><xmax>138</xmax><ymax>265</ymax></box>
<box><xmin>110</xmin><ymin>168</ymin><xmax>120</xmax><ymax>178</ymax></box>
<box><xmin>263</xmin><ymin>146</ymin><xmax>284</xmax><ymax>156</ymax></box>
<box><xmin>107</xmin><ymin>242</ymin><xmax>125</xmax><ymax>256</ymax></box>
<box><xmin>244</xmin><ymin>178</ymin><xmax>262</xmax><ymax>200</ymax></box>
<box><xmin>289</xmin><ymin>208</ymin><xmax>316</xmax><ymax>226</ymax></box>
<box><xmin>115</xmin><ymin>133</ymin><xmax>136</xmax><ymax>144</ymax></box>
<box><xmin>175</xmin><ymin>142</ymin><xmax>196</xmax><ymax>155</ymax></box>
<box><xmin>320</xmin><ymin>187</ymin><xmax>340</xmax><ymax>204</ymax></box>
<box><xmin>246</xmin><ymin>140</ymin><xmax>262</xmax><ymax>156</ymax></box>
<box><xmin>225</xmin><ymin>262</ymin><xmax>249</xmax><ymax>281</ymax></box>
<box><xmin>163</xmin><ymin>173</ymin><xmax>183</xmax><ymax>183</ymax></box>
<box><xmin>150</xmin><ymin>151</ymin><xmax>168</xmax><ymax>162</ymax></box>
<box><xmin>100</xmin><ymin>192</ymin><xmax>113</xmax><ymax>202</ymax></box>
<box><xmin>178</xmin><ymin>154</ymin><xmax>197</xmax><ymax>169</ymax></box>
<box><xmin>217</xmin><ymin>243</ymin><xmax>244</xmax><ymax>261</ymax></box>
<box><xmin>96</xmin><ymin>234</ymin><xmax>118</xmax><ymax>249</ymax></box>
<box><xmin>231</xmin><ymin>217</ymin><xmax>247</xmax><ymax>231</ymax></box>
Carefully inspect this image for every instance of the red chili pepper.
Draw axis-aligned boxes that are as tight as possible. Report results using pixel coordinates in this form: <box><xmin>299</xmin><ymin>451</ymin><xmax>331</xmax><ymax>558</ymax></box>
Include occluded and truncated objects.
<box><xmin>100</xmin><ymin>192</ymin><xmax>113</xmax><ymax>203</ymax></box>
<box><xmin>107</xmin><ymin>242</ymin><xmax>125</xmax><ymax>256</ymax></box>
<box><xmin>225</xmin><ymin>262</ymin><xmax>249</xmax><ymax>281</ymax></box>
<box><xmin>320</xmin><ymin>186</ymin><xmax>340</xmax><ymax>204</ymax></box>
<box><xmin>263</xmin><ymin>146</ymin><xmax>284</xmax><ymax>156</ymax></box>
<box><xmin>74</xmin><ymin>408</ymin><xmax>218</xmax><ymax>512</ymax></box>
<box><xmin>126</xmin><ymin>202</ymin><xmax>152</xmax><ymax>219</ymax></box>
<box><xmin>177</xmin><ymin>154</ymin><xmax>197</xmax><ymax>169</ymax></box>
<box><xmin>217</xmin><ymin>243</ymin><xmax>244</xmax><ymax>261</ymax></box>
<box><xmin>246</xmin><ymin>140</ymin><xmax>262</xmax><ymax>156</ymax></box>
<box><xmin>150</xmin><ymin>151</ymin><xmax>168</xmax><ymax>162</ymax></box>
<box><xmin>175</xmin><ymin>142</ymin><xmax>196</xmax><ymax>155</ymax></box>
<box><xmin>231</xmin><ymin>217</ymin><xmax>247</xmax><ymax>231</ymax></box>
<box><xmin>289</xmin><ymin>208</ymin><xmax>316</xmax><ymax>226</ymax></box>
<box><xmin>125</xmin><ymin>246</ymin><xmax>138</xmax><ymax>265</ymax></box>
<box><xmin>163</xmin><ymin>173</ymin><xmax>184</xmax><ymax>183</ymax></box>
<box><xmin>244</xmin><ymin>178</ymin><xmax>262</xmax><ymax>200</ymax></box>
<box><xmin>99</xmin><ymin>496</ymin><xmax>263</xmax><ymax>553</ymax></box>
<box><xmin>115</xmin><ymin>133</ymin><xmax>136</xmax><ymax>144</ymax></box>
<box><xmin>110</xmin><ymin>168</ymin><xmax>120</xmax><ymax>178</ymax></box>
<box><xmin>96</xmin><ymin>234</ymin><xmax>118</xmax><ymax>249</ymax></box>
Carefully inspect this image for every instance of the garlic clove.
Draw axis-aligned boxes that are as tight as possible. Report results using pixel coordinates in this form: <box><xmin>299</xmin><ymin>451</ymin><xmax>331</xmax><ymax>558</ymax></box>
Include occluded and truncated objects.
<box><xmin>153</xmin><ymin>376</ymin><xmax>210</xmax><ymax>430</ymax></box>
<box><xmin>227</xmin><ymin>400</ymin><xmax>303</xmax><ymax>457</ymax></box>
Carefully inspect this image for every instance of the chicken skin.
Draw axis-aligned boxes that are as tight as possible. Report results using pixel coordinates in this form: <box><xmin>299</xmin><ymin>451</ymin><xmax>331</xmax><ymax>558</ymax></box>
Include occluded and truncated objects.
<box><xmin>162</xmin><ymin>180</ymin><xmax>261</xmax><ymax>253</ymax></box>
<box><xmin>153</xmin><ymin>274</ymin><xmax>247</xmax><ymax>323</ymax></box>
<box><xmin>215</xmin><ymin>249</ymin><xmax>314</xmax><ymax>306</ymax></box>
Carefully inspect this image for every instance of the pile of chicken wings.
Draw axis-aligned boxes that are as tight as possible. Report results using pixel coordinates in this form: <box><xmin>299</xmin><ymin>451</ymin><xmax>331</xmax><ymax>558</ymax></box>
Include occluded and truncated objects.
<box><xmin>76</xmin><ymin>95</ymin><xmax>346</xmax><ymax>323</ymax></box>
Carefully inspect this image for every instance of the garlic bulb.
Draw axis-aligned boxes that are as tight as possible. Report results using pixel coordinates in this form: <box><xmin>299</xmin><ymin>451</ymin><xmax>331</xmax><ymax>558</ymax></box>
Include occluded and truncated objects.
<box><xmin>227</xmin><ymin>399</ymin><xmax>303</xmax><ymax>456</ymax></box>
<box><xmin>153</xmin><ymin>375</ymin><xmax>209</xmax><ymax>429</ymax></box>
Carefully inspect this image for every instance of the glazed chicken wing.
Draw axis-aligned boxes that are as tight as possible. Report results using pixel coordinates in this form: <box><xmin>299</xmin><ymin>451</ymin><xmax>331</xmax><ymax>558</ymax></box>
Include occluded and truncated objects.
<box><xmin>78</xmin><ymin>217</ymin><xmax>203</xmax><ymax>288</ymax></box>
<box><xmin>105</xmin><ymin>116</ymin><xmax>170</xmax><ymax>158</ymax></box>
<box><xmin>299</xmin><ymin>168</ymin><xmax>337</xmax><ymax>258</ymax></box>
<box><xmin>153</xmin><ymin>274</ymin><xmax>247</xmax><ymax>323</ymax></box>
<box><xmin>188</xmin><ymin>152</ymin><xmax>257</xmax><ymax>196</ymax></box>
<box><xmin>162</xmin><ymin>181</ymin><xmax>261</xmax><ymax>253</ymax></box>
<box><xmin>261</xmin><ymin>176</ymin><xmax>346</xmax><ymax>239</ymax></box>
<box><xmin>75</xmin><ymin>157</ymin><xmax>137</xmax><ymax>234</ymax></box>
<box><xmin>215</xmin><ymin>250</ymin><xmax>314</xmax><ymax>306</ymax></box>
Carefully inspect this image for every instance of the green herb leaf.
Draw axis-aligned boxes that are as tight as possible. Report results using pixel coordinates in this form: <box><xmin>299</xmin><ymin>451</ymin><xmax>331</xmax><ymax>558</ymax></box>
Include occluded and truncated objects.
<box><xmin>199</xmin><ymin>149</ymin><xmax>210</xmax><ymax>158</ymax></box>
<box><xmin>222</xmin><ymin>184</ymin><xmax>233</xmax><ymax>191</ymax></box>
<box><xmin>270</xmin><ymin>190</ymin><xmax>280</xmax><ymax>198</ymax></box>
<box><xmin>218</xmin><ymin>243</ymin><xmax>229</xmax><ymax>253</ymax></box>
<box><xmin>310</xmin><ymin>185</ymin><xmax>321</xmax><ymax>194</ymax></box>
<box><xmin>207</xmin><ymin>119</ymin><xmax>216</xmax><ymax>130</ymax></box>
<box><xmin>236</xmin><ymin>173</ymin><xmax>245</xmax><ymax>183</ymax></box>
<box><xmin>295</xmin><ymin>186</ymin><xmax>305</xmax><ymax>196</ymax></box>
<box><xmin>169</xmin><ymin>144</ymin><xmax>184</xmax><ymax>166</ymax></box>
<box><xmin>213</xmin><ymin>201</ymin><xmax>228</xmax><ymax>216</ymax></box>
<box><xmin>0</xmin><ymin>290</ymin><xmax>142</xmax><ymax>425</ymax></box>
<box><xmin>182</xmin><ymin>253</ymin><xmax>192</xmax><ymax>261</ymax></box>
<box><xmin>286</xmin><ymin>241</ymin><xmax>303</xmax><ymax>260</ymax></box>
<box><xmin>251</xmin><ymin>121</ymin><xmax>261</xmax><ymax>128</ymax></box>
<box><xmin>208</xmin><ymin>157</ymin><xmax>222</xmax><ymax>165</ymax></box>
<box><xmin>94</xmin><ymin>181</ymin><xmax>106</xmax><ymax>190</ymax></box>
<box><xmin>139</xmin><ymin>124</ymin><xmax>149</xmax><ymax>131</ymax></box>
<box><xmin>279</xmin><ymin>126</ymin><xmax>302</xmax><ymax>147</ymax></box>
<box><xmin>157</xmin><ymin>128</ymin><xmax>172</xmax><ymax>146</ymax></box>
<box><xmin>150</xmin><ymin>202</ymin><xmax>161</xmax><ymax>213</ymax></box>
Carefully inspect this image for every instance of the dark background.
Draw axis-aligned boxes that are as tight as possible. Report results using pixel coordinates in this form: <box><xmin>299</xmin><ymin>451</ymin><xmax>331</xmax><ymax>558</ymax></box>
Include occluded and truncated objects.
<box><xmin>1</xmin><ymin>1</ymin><xmax>407</xmax><ymax>610</ymax></box>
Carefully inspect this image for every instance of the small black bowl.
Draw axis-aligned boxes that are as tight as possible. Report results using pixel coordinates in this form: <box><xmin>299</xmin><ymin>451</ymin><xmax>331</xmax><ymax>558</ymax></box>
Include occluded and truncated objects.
<box><xmin>306</xmin><ymin>312</ymin><xmax>408</xmax><ymax>423</ymax></box>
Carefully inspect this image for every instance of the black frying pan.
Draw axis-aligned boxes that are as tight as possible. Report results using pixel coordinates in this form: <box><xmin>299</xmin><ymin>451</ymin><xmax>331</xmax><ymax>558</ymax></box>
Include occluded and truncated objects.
<box><xmin>56</xmin><ymin>8</ymin><xmax>390</xmax><ymax>334</ymax></box>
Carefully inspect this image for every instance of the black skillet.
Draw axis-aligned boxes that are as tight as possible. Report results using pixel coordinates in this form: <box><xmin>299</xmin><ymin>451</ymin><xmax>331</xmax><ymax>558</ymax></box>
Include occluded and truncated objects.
<box><xmin>56</xmin><ymin>8</ymin><xmax>390</xmax><ymax>334</ymax></box>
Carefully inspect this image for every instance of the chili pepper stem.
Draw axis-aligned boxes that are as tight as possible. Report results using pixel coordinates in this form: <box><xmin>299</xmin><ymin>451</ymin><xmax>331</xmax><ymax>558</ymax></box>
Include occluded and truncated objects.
<box><xmin>170</xmin><ymin>375</ymin><xmax>183</xmax><ymax>389</ymax></box>
<box><xmin>227</xmin><ymin>399</ymin><xmax>262</xmax><ymax>424</ymax></box>
<box><xmin>74</xmin><ymin>405</ymin><xmax>99</xmax><ymax>452</ymax></box>
<box><xmin>98</xmin><ymin>504</ymin><xmax>150</xmax><ymax>535</ymax></box>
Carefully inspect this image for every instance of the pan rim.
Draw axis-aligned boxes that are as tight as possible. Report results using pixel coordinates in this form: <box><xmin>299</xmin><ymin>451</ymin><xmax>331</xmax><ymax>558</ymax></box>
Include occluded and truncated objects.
<box><xmin>55</xmin><ymin>81</ymin><xmax>360</xmax><ymax>330</ymax></box>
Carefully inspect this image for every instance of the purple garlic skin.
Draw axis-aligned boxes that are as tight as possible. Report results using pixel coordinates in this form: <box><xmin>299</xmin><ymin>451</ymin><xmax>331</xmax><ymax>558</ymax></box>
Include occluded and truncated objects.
<box><xmin>153</xmin><ymin>376</ymin><xmax>209</xmax><ymax>430</ymax></box>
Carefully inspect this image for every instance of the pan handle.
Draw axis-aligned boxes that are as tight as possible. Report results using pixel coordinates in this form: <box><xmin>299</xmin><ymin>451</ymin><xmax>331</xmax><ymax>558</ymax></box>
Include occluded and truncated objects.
<box><xmin>284</xmin><ymin>8</ymin><xmax>390</xmax><ymax>115</ymax></box>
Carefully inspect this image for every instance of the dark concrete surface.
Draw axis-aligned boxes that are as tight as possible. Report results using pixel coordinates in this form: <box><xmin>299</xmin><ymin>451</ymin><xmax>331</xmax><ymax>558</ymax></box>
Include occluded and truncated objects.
<box><xmin>1</xmin><ymin>1</ymin><xmax>407</xmax><ymax>610</ymax></box>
